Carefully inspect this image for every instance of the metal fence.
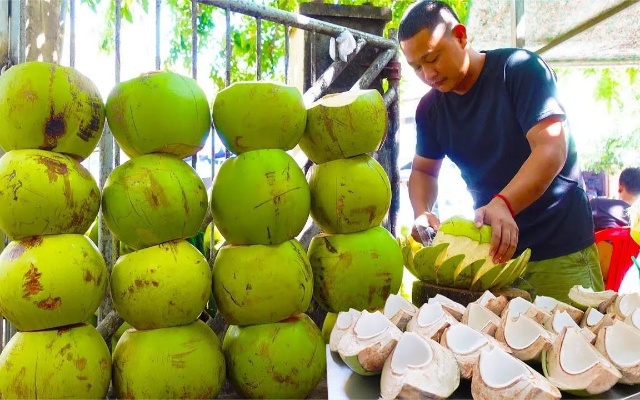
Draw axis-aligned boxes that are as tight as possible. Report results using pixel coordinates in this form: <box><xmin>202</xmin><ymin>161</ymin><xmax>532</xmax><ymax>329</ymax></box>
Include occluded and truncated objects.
<box><xmin>0</xmin><ymin>0</ymin><xmax>400</xmax><ymax>349</ymax></box>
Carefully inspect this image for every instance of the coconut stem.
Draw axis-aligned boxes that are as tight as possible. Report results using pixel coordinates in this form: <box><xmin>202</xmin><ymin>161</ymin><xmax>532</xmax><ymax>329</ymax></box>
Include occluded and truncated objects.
<box><xmin>97</xmin><ymin>310</ymin><xmax>124</xmax><ymax>342</ymax></box>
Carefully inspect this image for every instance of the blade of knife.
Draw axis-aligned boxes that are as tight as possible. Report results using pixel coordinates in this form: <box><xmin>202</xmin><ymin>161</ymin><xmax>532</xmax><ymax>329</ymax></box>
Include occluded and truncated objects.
<box><xmin>415</xmin><ymin>224</ymin><xmax>436</xmax><ymax>246</ymax></box>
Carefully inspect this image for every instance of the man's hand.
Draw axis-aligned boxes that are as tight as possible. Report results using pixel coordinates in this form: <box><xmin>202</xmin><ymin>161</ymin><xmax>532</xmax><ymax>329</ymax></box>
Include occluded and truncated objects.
<box><xmin>411</xmin><ymin>212</ymin><xmax>441</xmax><ymax>244</ymax></box>
<box><xmin>475</xmin><ymin>197</ymin><xmax>518</xmax><ymax>263</ymax></box>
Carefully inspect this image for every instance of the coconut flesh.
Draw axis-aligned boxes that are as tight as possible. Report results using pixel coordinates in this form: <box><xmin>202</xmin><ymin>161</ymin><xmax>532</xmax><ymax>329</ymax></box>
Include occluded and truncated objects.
<box><xmin>405</xmin><ymin>301</ymin><xmax>458</xmax><ymax>342</ymax></box>
<box><xmin>471</xmin><ymin>346</ymin><xmax>561</xmax><ymax>400</ymax></box>
<box><xmin>595</xmin><ymin>320</ymin><xmax>640</xmax><ymax>384</ymax></box>
<box><xmin>534</xmin><ymin>295</ymin><xmax>584</xmax><ymax>323</ymax></box>
<box><xmin>383</xmin><ymin>294</ymin><xmax>418</xmax><ymax>331</ymax></box>
<box><xmin>580</xmin><ymin>307</ymin><xmax>615</xmax><ymax>335</ymax></box>
<box><xmin>542</xmin><ymin>326</ymin><xmax>622</xmax><ymax>395</ymax></box>
<box><xmin>462</xmin><ymin>303</ymin><xmax>501</xmax><ymax>337</ymax></box>
<box><xmin>474</xmin><ymin>290</ymin><xmax>509</xmax><ymax>316</ymax></box>
<box><xmin>336</xmin><ymin>310</ymin><xmax>402</xmax><ymax>376</ymax></box>
<box><xmin>495</xmin><ymin>309</ymin><xmax>554</xmax><ymax>362</ymax></box>
<box><xmin>329</xmin><ymin>308</ymin><xmax>362</xmax><ymax>352</ymax></box>
<box><xmin>605</xmin><ymin>292</ymin><xmax>640</xmax><ymax>319</ymax></box>
<box><xmin>625</xmin><ymin>307</ymin><xmax>640</xmax><ymax>330</ymax></box>
<box><xmin>502</xmin><ymin>296</ymin><xmax>553</xmax><ymax>326</ymax></box>
<box><xmin>545</xmin><ymin>310</ymin><xmax>596</xmax><ymax>343</ymax></box>
<box><xmin>427</xmin><ymin>294</ymin><xmax>466</xmax><ymax>321</ymax></box>
<box><xmin>380</xmin><ymin>332</ymin><xmax>460</xmax><ymax>399</ymax></box>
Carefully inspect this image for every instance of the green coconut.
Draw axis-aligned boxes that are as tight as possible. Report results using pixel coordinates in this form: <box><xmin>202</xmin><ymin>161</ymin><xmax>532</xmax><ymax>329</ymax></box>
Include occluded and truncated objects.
<box><xmin>203</xmin><ymin>222</ymin><xmax>224</xmax><ymax>257</ymax></box>
<box><xmin>106</xmin><ymin>71</ymin><xmax>210</xmax><ymax>158</ymax></box>
<box><xmin>112</xmin><ymin>320</ymin><xmax>226</xmax><ymax>399</ymax></box>
<box><xmin>102</xmin><ymin>153</ymin><xmax>208</xmax><ymax>250</ymax></box>
<box><xmin>212</xmin><ymin>81</ymin><xmax>306</xmax><ymax>154</ymax></box>
<box><xmin>308</xmin><ymin>154</ymin><xmax>391</xmax><ymax>234</ymax></box>
<box><xmin>0</xmin><ymin>61</ymin><xmax>105</xmax><ymax>160</ymax></box>
<box><xmin>299</xmin><ymin>89</ymin><xmax>387</xmax><ymax>164</ymax></box>
<box><xmin>0</xmin><ymin>149</ymin><xmax>100</xmax><ymax>240</ymax></box>
<box><xmin>308</xmin><ymin>226</ymin><xmax>403</xmax><ymax>313</ymax></box>
<box><xmin>223</xmin><ymin>314</ymin><xmax>326</xmax><ymax>399</ymax></box>
<box><xmin>322</xmin><ymin>312</ymin><xmax>338</xmax><ymax>344</ymax></box>
<box><xmin>110</xmin><ymin>240</ymin><xmax>211</xmax><ymax>330</ymax></box>
<box><xmin>0</xmin><ymin>323</ymin><xmax>111</xmax><ymax>399</ymax></box>
<box><xmin>210</xmin><ymin>149</ymin><xmax>310</xmax><ymax>245</ymax></box>
<box><xmin>0</xmin><ymin>234</ymin><xmax>107</xmax><ymax>331</ymax></box>
<box><xmin>212</xmin><ymin>239</ymin><xmax>313</xmax><ymax>325</ymax></box>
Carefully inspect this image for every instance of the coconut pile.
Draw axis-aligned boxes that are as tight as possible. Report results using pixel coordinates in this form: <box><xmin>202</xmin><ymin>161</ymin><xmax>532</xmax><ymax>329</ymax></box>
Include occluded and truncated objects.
<box><xmin>329</xmin><ymin>285</ymin><xmax>640</xmax><ymax>399</ymax></box>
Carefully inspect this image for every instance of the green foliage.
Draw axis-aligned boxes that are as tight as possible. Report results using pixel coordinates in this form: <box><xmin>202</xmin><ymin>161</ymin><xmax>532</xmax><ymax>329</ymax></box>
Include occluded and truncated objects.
<box><xmin>582</xmin><ymin>132</ymin><xmax>640</xmax><ymax>175</ymax></box>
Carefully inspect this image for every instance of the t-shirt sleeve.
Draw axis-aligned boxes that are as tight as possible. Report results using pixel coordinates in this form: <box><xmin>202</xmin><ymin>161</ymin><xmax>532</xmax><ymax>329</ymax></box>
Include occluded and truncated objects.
<box><xmin>415</xmin><ymin>96</ymin><xmax>445</xmax><ymax>160</ymax></box>
<box><xmin>505</xmin><ymin>50</ymin><xmax>566</xmax><ymax>134</ymax></box>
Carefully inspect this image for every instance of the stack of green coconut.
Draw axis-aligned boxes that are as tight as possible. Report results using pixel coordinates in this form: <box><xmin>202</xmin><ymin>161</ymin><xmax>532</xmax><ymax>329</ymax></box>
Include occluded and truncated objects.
<box><xmin>299</xmin><ymin>90</ymin><xmax>404</xmax><ymax>319</ymax></box>
<box><xmin>101</xmin><ymin>70</ymin><xmax>226</xmax><ymax>399</ymax></box>
<box><xmin>210</xmin><ymin>81</ymin><xmax>326</xmax><ymax>399</ymax></box>
<box><xmin>0</xmin><ymin>61</ymin><xmax>111</xmax><ymax>399</ymax></box>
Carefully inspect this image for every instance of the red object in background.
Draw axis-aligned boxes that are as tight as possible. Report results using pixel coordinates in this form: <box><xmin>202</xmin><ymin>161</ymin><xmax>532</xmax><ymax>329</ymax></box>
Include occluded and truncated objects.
<box><xmin>595</xmin><ymin>227</ymin><xmax>640</xmax><ymax>291</ymax></box>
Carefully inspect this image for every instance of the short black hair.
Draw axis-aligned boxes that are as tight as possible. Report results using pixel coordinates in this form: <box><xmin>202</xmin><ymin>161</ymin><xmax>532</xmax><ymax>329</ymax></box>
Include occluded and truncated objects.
<box><xmin>398</xmin><ymin>1</ymin><xmax>461</xmax><ymax>42</ymax></box>
<box><xmin>620</xmin><ymin>167</ymin><xmax>640</xmax><ymax>195</ymax></box>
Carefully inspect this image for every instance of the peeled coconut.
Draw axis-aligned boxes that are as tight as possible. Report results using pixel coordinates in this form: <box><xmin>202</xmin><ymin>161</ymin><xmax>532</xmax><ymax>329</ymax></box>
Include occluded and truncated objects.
<box><xmin>604</xmin><ymin>292</ymin><xmax>640</xmax><ymax>319</ymax></box>
<box><xmin>462</xmin><ymin>303</ymin><xmax>501</xmax><ymax>336</ymax></box>
<box><xmin>0</xmin><ymin>61</ymin><xmax>104</xmax><ymax>160</ymax></box>
<box><xmin>113</xmin><ymin>320</ymin><xmax>225</xmax><ymax>399</ymax></box>
<box><xmin>223</xmin><ymin>314</ymin><xmax>326</xmax><ymax>399</ymax></box>
<box><xmin>495</xmin><ymin>309</ymin><xmax>554</xmax><ymax>361</ymax></box>
<box><xmin>383</xmin><ymin>293</ymin><xmax>418</xmax><ymax>331</ymax></box>
<box><xmin>625</xmin><ymin>307</ymin><xmax>640</xmax><ymax>330</ymax></box>
<box><xmin>0</xmin><ymin>149</ymin><xmax>100</xmax><ymax>239</ymax></box>
<box><xmin>595</xmin><ymin>320</ymin><xmax>640</xmax><ymax>384</ymax></box>
<box><xmin>580</xmin><ymin>307</ymin><xmax>615</xmax><ymax>335</ymax></box>
<box><xmin>210</xmin><ymin>149</ymin><xmax>310</xmax><ymax>245</ymax></box>
<box><xmin>542</xmin><ymin>327</ymin><xmax>622</xmax><ymax>395</ymax></box>
<box><xmin>471</xmin><ymin>346</ymin><xmax>561</xmax><ymax>400</ymax></box>
<box><xmin>567</xmin><ymin>285</ymin><xmax>617</xmax><ymax>311</ymax></box>
<box><xmin>212</xmin><ymin>239</ymin><xmax>313</xmax><ymax>325</ymax></box>
<box><xmin>427</xmin><ymin>294</ymin><xmax>466</xmax><ymax>320</ymax></box>
<box><xmin>308</xmin><ymin>154</ymin><xmax>391</xmax><ymax>234</ymax></box>
<box><xmin>102</xmin><ymin>153</ymin><xmax>208</xmax><ymax>250</ymax></box>
<box><xmin>308</xmin><ymin>226</ymin><xmax>403</xmax><ymax>312</ymax></box>
<box><xmin>544</xmin><ymin>310</ymin><xmax>596</xmax><ymax>343</ymax></box>
<box><xmin>501</xmin><ymin>296</ymin><xmax>553</xmax><ymax>326</ymax></box>
<box><xmin>110</xmin><ymin>240</ymin><xmax>211</xmax><ymax>330</ymax></box>
<box><xmin>474</xmin><ymin>290</ymin><xmax>509</xmax><ymax>316</ymax></box>
<box><xmin>405</xmin><ymin>301</ymin><xmax>458</xmax><ymax>342</ymax></box>
<box><xmin>329</xmin><ymin>308</ymin><xmax>362</xmax><ymax>352</ymax></box>
<box><xmin>0</xmin><ymin>323</ymin><xmax>111</xmax><ymax>399</ymax></box>
<box><xmin>534</xmin><ymin>294</ymin><xmax>584</xmax><ymax>323</ymax></box>
<box><xmin>380</xmin><ymin>332</ymin><xmax>460</xmax><ymax>399</ymax></box>
<box><xmin>0</xmin><ymin>234</ymin><xmax>107</xmax><ymax>331</ymax></box>
<box><xmin>106</xmin><ymin>71</ymin><xmax>210</xmax><ymax>158</ymax></box>
<box><xmin>212</xmin><ymin>81</ymin><xmax>306</xmax><ymax>154</ymax></box>
<box><xmin>299</xmin><ymin>89</ymin><xmax>387</xmax><ymax>164</ymax></box>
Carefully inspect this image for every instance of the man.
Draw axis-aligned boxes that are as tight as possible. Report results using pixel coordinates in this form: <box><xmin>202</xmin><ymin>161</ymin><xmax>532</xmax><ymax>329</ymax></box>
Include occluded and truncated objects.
<box><xmin>399</xmin><ymin>0</ymin><xmax>604</xmax><ymax>301</ymax></box>
<box><xmin>590</xmin><ymin>167</ymin><xmax>640</xmax><ymax>232</ymax></box>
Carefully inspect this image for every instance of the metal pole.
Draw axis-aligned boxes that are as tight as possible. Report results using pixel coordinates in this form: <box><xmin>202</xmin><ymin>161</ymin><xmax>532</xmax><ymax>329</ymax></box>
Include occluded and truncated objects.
<box><xmin>351</xmin><ymin>48</ymin><xmax>396</xmax><ymax>90</ymax></box>
<box><xmin>155</xmin><ymin>0</ymin><xmax>161</xmax><ymax>70</ymax></box>
<box><xmin>191</xmin><ymin>0</ymin><xmax>198</xmax><ymax>169</ymax></box>
<box><xmin>256</xmin><ymin>17</ymin><xmax>262</xmax><ymax>80</ymax></box>
<box><xmin>70</xmin><ymin>0</ymin><xmax>76</xmax><ymax>67</ymax></box>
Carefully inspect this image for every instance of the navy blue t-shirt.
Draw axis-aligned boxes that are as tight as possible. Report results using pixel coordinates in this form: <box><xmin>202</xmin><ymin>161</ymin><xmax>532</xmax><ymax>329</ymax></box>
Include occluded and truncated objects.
<box><xmin>415</xmin><ymin>48</ymin><xmax>594</xmax><ymax>261</ymax></box>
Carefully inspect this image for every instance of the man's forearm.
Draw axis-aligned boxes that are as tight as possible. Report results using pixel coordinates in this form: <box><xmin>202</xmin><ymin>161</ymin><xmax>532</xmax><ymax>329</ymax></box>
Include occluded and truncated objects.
<box><xmin>408</xmin><ymin>170</ymin><xmax>439</xmax><ymax>218</ymax></box>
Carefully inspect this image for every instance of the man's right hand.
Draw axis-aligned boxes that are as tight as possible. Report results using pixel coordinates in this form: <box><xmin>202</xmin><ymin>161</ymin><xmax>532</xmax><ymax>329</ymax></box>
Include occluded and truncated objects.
<box><xmin>411</xmin><ymin>212</ymin><xmax>441</xmax><ymax>244</ymax></box>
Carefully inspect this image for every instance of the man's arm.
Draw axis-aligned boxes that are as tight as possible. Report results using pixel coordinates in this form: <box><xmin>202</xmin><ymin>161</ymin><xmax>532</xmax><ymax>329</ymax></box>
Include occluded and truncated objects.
<box><xmin>409</xmin><ymin>155</ymin><xmax>443</xmax><ymax>231</ymax></box>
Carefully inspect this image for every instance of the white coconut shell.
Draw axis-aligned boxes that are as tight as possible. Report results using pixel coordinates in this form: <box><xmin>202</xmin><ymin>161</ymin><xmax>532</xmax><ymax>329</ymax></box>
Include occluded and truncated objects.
<box><xmin>605</xmin><ymin>292</ymin><xmax>640</xmax><ymax>320</ymax></box>
<box><xmin>534</xmin><ymin>295</ymin><xmax>584</xmax><ymax>323</ymax></box>
<box><xmin>624</xmin><ymin>307</ymin><xmax>640</xmax><ymax>330</ymax></box>
<box><xmin>462</xmin><ymin>303</ymin><xmax>500</xmax><ymax>337</ymax></box>
<box><xmin>472</xmin><ymin>346</ymin><xmax>561</xmax><ymax>400</ymax></box>
<box><xmin>380</xmin><ymin>332</ymin><xmax>459</xmax><ymax>399</ymax></box>
<box><xmin>383</xmin><ymin>293</ymin><xmax>418</xmax><ymax>331</ymax></box>
<box><xmin>502</xmin><ymin>296</ymin><xmax>553</xmax><ymax>326</ymax></box>
<box><xmin>544</xmin><ymin>310</ymin><xmax>596</xmax><ymax>344</ymax></box>
<box><xmin>595</xmin><ymin>320</ymin><xmax>640</xmax><ymax>384</ymax></box>
<box><xmin>428</xmin><ymin>294</ymin><xmax>465</xmax><ymax>321</ymax></box>
<box><xmin>474</xmin><ymin>291</ymin><xmax>509</xmax><ymax>316</ymax></box>
<box><xmin>580</xmin><ymin>307</ymin><xmax>616</xmax><ymax>335</ymax></box>
<box><xmin>329</xmin><ymin>308</ymin><xmax>361</xmax><ymax>352</ymax></box>
<box><xmin>495</xmin><ymin>310</ymin><xmax>554</xmax><ymax>361</ymax></box>
<box><xmin>405</xmin><ymin>301</ymin><xmax>458</xmax><ymax>342</ymax></box>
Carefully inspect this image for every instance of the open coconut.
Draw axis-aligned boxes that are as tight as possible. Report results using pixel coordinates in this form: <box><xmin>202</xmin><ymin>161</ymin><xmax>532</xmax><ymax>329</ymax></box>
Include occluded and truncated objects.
<box><xmin>329</xmin><ymin>309</ymin><xmax>362</xmax><ymax>352</ymax></box>
<box><xmin>567</xmin><ymin>285</ymin><xmax>617</xmax><ymax>311</ymax></box>
<box><xmin>406</xmin><ymin>301</ymin><xmax>458</xmax><ymax>342</ymax></box>
<box><xmin>474</xmin><ymin>290</ymin><xmax>509</xmax><ymax>316</ymax></box>
<box><xmin>336</xmin><ymin>310</ymin><xmax>402</xmax><ymax>376</ymax></box>
<box><xmin>595</xmin><ymin>320</ymin><xmax>640</xmax><ymax>384</ymax></box>
<box><xmin>471</xmin><ymin>346</ymin><xmax>561</xmax><ymax>400</ymax></box>
<box><xmin>603</xmin><ymin>292</ymin><xmax>640</xmax><ymax>319</ymax></box>
<box><xmin>502</xmin><ymin>296</ymin><xmax>553</xmax><ymax>326</ymax></box>
<box><xmin>580</xmin><ymin>307</ymin><xmax>616</xmax><ymax>335</ymax></box>
<box><xmin>534</xmin><ymin>295</ymin><xmax>584</xmax><ymax>324</ymax></box>
<box><xmin>625</xmin><ymin>307</ymin><xmax>640</xmax><ymax>330</ymax></box>
<box><xmin>462</xmin><ymin>303</ymin><xmax>501</xmax><ymax>336</ymax></box>
<box><xmin>544</xmin><ymin>310</ymin><xmax>596</xmax><ymax>343</ymax></box>
<box><xmin>380</xmin><ymin>332</ymin><xmax>459</xmax><ymax>399</ymax></box>
<box><xmin>427</xmin><ymin>294</ymin><xmax>466</xmax><ymax>321</ymax></box>
<box><xmin>495</xmin><ymin>310</ymin><xmax>554</xmax><ymax>361</ymax></box>
<box><xmin>383</xmin><ymin>294</ymin><xmax>418</xmax><ymax>331</ymax></box>
<box><xmin>542</xmin><ymin>327</ymin><xmax>622</xmax><ymax>395</ymax></box>
<box><xmin>440</xmin><ymin>322</ymin><xmax>509</xmax><ymax>379</ymax></box>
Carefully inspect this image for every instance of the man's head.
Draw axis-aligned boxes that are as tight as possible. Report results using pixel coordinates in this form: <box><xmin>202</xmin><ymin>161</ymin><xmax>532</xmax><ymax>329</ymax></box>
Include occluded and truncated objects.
<box><xmin>619</xmin><ymin>167</ymin><xmax>640</xmax><ymax>202</ymax></box>
<box><xmin>398</xmin><ymin>1</ymin><xmax>469</xmax><ymax>93</ymax></box>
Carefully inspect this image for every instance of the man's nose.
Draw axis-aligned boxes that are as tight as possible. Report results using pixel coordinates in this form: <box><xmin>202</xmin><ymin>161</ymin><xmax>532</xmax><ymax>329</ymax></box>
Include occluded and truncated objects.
<box><xmin>422</xmin><ymin>66</ymin><xmax>438</xmax><ymax>81</ymax></box>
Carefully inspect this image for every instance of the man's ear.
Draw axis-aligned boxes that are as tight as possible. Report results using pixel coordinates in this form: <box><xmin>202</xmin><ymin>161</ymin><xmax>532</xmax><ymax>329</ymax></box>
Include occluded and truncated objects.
<box><xmin>452</xmin><ymin>24</ymin><xmax>467</xmax><ymax>47</ymax></box>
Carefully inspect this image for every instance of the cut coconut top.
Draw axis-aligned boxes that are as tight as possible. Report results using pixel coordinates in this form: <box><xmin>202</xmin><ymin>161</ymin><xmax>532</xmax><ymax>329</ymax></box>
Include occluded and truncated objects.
<box><xmin>618</xmin><ymin>293</ymin><xmax>640</xmax><ymax>318</ymax></box>
<box><xmin>506</xmin><ymin>297</ymin><xmax>534</xmax><ymax>317</ymax></box>
<box><xmin>353</xmin><ymin>310</ymin><xmax>394</xmax><ymax>339</ymax></box>
<box><xmin>475</xmin><ymin>290</ymin><xmax>497</xmax><ymax>306</ymax></box>
<box><xmin>568</xmin><ymin>285</ymin><xmax>617</xmax><ymax>308</ymax></box>
<box><xmin>384</xmin><ymin>294</ymin><xmax>416</xmax><ymax>319</ymax></box>
<box><xmin>444</xmin><ymin>323</ymin><xmax>488</xmax><ymax>355</ymax></box>
<box><xmin>390</xmin><ymin>332</ymin><xmax>433</xmax><ymax>373</ymax></box>
<box><xmin>604</xmin><ymin>321</ymin><xmax>640</xmax><ymax>368</ymax></box>
<box><xmin>584</xmin><ymin>307</ymin><xmax>605</xmax><ymax>327</ymax></box>
<box><xmin>534</xmin><ymin>295</ymin><xmax>559</xmax><ymax>313</ymax></box>
<box><xmin>416</xmin><ymin>302</ymin><xmax>446</xmax><ymax>326</ymax></box>
<box><xmin>336</xmin><ymin>309</ymin><xmax>361</xmax><ymax>330</ymax></box>
<box><xmin>428</xmin><ymin>294</ymin><xmax>465</xmax><ymax>314</ymax></box>
<box><xmin>552</xmin><ymin>310</ymin><xmax>579</xmax><ymax>333</ymax></box>
<box><xmin>314</xmin><ymin>90</ymin><xmax>366</xmax><ymax>107</ymax></box>
<box><xmin>478</xmin><ymin>346</ymin><xmax>531</xmax><ymax>388</ymax></box>
<box><xmin>504</xmin><ymin>314</ymin><xmax>551</xmax><ymax>350</ymax></box>
<box><xmin>560</xmin><ymin>328</ymin><xmax>611</xmax><ymax>374</ymax></box>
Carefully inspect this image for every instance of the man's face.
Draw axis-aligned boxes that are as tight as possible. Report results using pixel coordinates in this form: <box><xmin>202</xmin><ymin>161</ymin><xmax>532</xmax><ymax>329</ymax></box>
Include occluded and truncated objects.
<box><xmin>400</xmin><ymin>24</ymin><xmax>468</xmax><ymax>93</ymax></box>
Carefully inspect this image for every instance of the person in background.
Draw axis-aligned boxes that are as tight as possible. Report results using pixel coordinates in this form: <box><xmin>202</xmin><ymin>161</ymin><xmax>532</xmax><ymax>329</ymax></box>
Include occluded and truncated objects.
<box><xmin>590</xmin><ymin>167</ymin><xmax>640</xmax><ymax>232</ymax></box>
<box><xmin>398</xmin><ymin>0</ymin><xmax>604</xmax><ymax>302</ymax></box>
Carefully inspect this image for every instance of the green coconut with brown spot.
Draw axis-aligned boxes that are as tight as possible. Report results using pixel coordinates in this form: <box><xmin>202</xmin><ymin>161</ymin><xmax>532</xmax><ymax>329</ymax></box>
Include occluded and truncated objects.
<box><xmin>223</xmin><ymin>314</ymin><xmax>326</xmax><ymax>399</ymax></box>
<box><xmin>106</xmin><ymin>71</ymin><xmax>210</xmax><ymax>158</ymax></box>
<box><xmin>212</xmin><ymin>239</ymin><xmax>313</xmax><ymax>325</ymax></box>
<box><xmin>102</xmin><ymin>153</ymin><xmax>208</xmax><ymax>250</ymax></box>
<box><xmin>0</xmin><ymin>323</ymin><xmax>111</xmax><ymax>399</ymax></box>
<box><xmin>309</xmin><ymin>154</ymin><xmax>391</xmax><ymax>234</ymax></box>
<box><xmin>0</xmin><ymin>61</ymin><xmax>104</xmax><ymax>160</ymax></box>
<box><xmin>210</xmin><ymin>149</ymin><xmax>310</xmax><ymax>245</ymax></box>
<box><xmin>299</xmin><ymin>89</ymin><xmax>387</xmax><ymax>164</ymax></box>
<box><xmin>110</xmin><ymin>240</ymin><xmax>211</xmax><ymax>330</ymax></box>
<box><xmin>0</xmin><ymin>149</ymin><xmax>100</xmax><ymax>240</ymax></box>
<box><xmin>112</xmin><ymin>320</ymin><xmax>225</xmax><ymax>399</ymax></box>
<box><xmin>0</xmin><ymin>234</ymin><xmax>107</xmax><ymax>331</ymax></box>
<box><xmin>212</xmin><ymin>81</ymin><xmax>306</xmax><ymax>155</ymax></box>
<box><xmin>308</xmin><ymin>226</ymin><xmax>403</xmax><ymax>313</ymax></box>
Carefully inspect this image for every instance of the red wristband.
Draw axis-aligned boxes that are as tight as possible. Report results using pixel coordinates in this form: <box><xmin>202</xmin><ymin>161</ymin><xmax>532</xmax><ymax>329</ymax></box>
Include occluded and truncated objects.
<box><xmin>493</xmin><ymin>193</ymin><xmax>515</xmax><ymax>218</ymax></box>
